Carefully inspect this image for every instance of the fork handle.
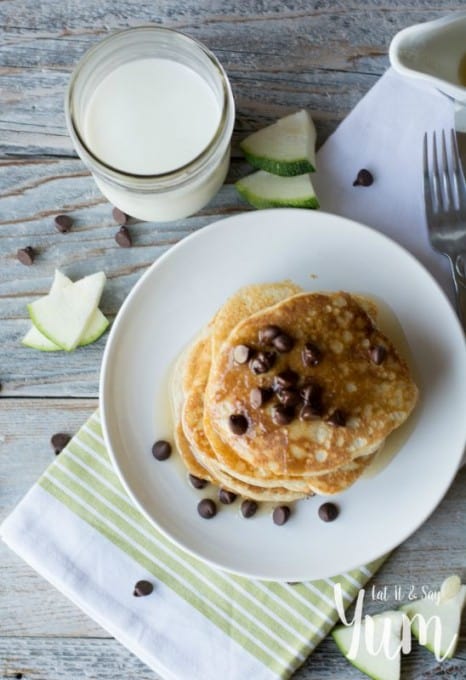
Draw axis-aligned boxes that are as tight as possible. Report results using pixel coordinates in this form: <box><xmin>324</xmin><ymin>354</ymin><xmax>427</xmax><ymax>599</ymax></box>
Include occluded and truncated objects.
<box><xmin>449</xmin><ymin>254</ymin><xmax>466</xmax><ymax>333</ymax></box>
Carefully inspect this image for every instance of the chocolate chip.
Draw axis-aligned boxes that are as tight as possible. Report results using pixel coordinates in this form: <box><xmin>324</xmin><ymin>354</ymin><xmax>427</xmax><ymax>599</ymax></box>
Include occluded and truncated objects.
<box><xmin>189</xmin><ymin>474</ymin><xmax>208</xmax><ymax>490</ymax></box>
<box><xmin>274</xmin><ymin>369</ymin><xmax>299</xmax><ymax>390</ymax></box>
<box><xmin>15</xmin><ymin>673</ymin><xmax>23</xmax><ymax>679</ymax></box>
<box><xmin>370</xmin><ymin>345</ymin><xmax>387</xmax><ymax>365</ymax></box>
<box><xmin>115</xmin><ymin>226</ymin><xmax>132</xmax><ymax>247</ymax></box>
<box><xmin>276</xmin><ymin>388</ymin><xmax>301</xmax><ymax>408</ymax></box>
<box><xmin>272</xmin><ymin>333</ymin><xmax>295</xmax><ymax>353</ymax></box>
<box><xmin>219</xmin><ymin>488</ymin><xmax>237</xmax><ymax>504</ymax></box>
<box><xmin>50</xmin><ymin>432</ymin><xmax>71</xmax><ymax>455</ymax></box>
<box><xmin>353</xmin><ymin>168</ymin><xmax>374</xmax><ymax>187</ymax></box>
<box><xmin>152</xmin><ymin>440</ymin><xmax>172</xmax><ymax>460</ymax></box>
<box><xmin>318</xmin><ymin>502</ymin><xmax>339</xmax><ymax>522</ymax></box>
<box><xmin>300</xmin><ymin>381</ymin><xmax>323</xmax><ymax>404</ymax></box>
<box><xmin>112</xmin><ymin>206</ymin><xmax>129</xmax><ymax>225</ymax></box>
<box><xmin>249</xmin><ymin>351</ymin><xmax>276</xmax><ymax>374</ymax></box>
<box><xmin>233</xmin><ymin>344</ymin><xmax>253</xmax><ymax>364</ymax></box>
<box><xmin>302</xmin><ymin>342</ymin><xmax>322</xmax><ymax>367</ymax></box>
<box><xmin>273</xmin><ymin>505</ymin><xmax>291</xmax><ymax>526</ymax></box>
<box><xmin>54</xmin><ymin>214</ymin><xmax>73</xmax><ymax>233</ymax></box>
<box><xmin>197</xmin><ymin>498</ymin><xmax>217</xmax><ymax>519</ymax></box>
<box><xmin>287</xmin><ymin>582</ymin><xmax>301</xmax><ymax>586</ymax></box>
<box><xmin>299</xmin><ymin>404</ymin><xmax>322</xmax><ymax>421</ymax></box>
<box><xmin>241</xmin><ymin>499</ymin><xmax>258</xmax><ymax>518</ymax></box>
<box><xmin>326</xmin><ymin>409</ymin><xmax>347</xmax><ymax>427</ymax></box>
<box><xmin>133</xmin><ymin>579</ymin><xmax>154</xmax><ymax>596</ymax></box>
<box><xmin>229</xmin><ymin>414</ymin><xmax>248</xmax><ymax>435</ymax></box>
<box><xmin>272</xmin><ymin>404</ymin><xmax>295</xmax><ymax>425</ymax></box>
<box><xmin>17</xmin><ymin>246</ymin><xmax>35</xmax><ymax>266</ymax></box>
<box><xmin>250</xmin><ymin>386</ymin><xmax>273</xmax><ymax>409</ymax></box>
<box><xmin>259</xmin><ymin>325</ymin><xmax>282</xmax><ymax>343</ymax></box>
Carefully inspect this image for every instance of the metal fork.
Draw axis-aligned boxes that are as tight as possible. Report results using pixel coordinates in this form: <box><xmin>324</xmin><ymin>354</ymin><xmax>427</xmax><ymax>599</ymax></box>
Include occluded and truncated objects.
<box><xmin>423</xmin><ymin>129</ymin><xmax>466</xmax><ymax>331</ymax></box>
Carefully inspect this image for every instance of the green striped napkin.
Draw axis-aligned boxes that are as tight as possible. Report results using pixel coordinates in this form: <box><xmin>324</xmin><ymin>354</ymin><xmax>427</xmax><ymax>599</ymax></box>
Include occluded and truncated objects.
<box><xmin>1</xmin><ymin>410</ymin><xmax>385</xmax><ymax>680</ymax></box>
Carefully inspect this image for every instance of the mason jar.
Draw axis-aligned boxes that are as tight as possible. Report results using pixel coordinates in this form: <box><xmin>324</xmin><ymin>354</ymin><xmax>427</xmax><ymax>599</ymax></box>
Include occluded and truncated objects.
<box><xmin>65</xmin><ymin>26</ymin><xmax>235</xmax><ymax>221</ymax></box>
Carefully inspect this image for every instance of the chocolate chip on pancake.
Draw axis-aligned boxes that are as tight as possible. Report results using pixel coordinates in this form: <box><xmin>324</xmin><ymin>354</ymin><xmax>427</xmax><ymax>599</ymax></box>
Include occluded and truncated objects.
<box><xmin>370</xmin><ymin>344</ymin><xmax>387</xmax><ymax>365</ymax></box>
<box><xmin>302</xmin><ymin>341</ymin><xmax>322</xmax><ymax>367</ymax></box>
<box><xmin>300</xmin><ymin>381</ymin><xmax>323</xmax><ymax>404</ymax></box>
<box><xmin>233</xmin><ymin>344</ymin><xmax>253</xmax><ymax>364</ymax></box>
<box><xmin>250</xmin><ymin>386</ymin><xmax>273</xmax><ymax>409</ymax></box>
<box><xmin>229</xmin><ymin>414</ymin><xmax>248</xmax><ymax>435</ymax></box>
<box><xmin>249</xmin><ymin>351</ymin><xmax>276</xmax><ymax>374</ymax></box>
<box><xmin>241</xmin><ymin>499</ymin><xmax>258</xmax><ymax>518</ymax></box>
<box><xmin>326</xmin><ymin>409</ymin><xmax>347</xmax><ymax>427</ymax></box>
<box><xmin>272</xmin><ymin>404</ymin><xmax>295</xmax><ymax>425</ymax></box>
<box><xmin>259</xmin><ymin>324</ymin><xmax>282</xmax><ymax>343</ymax></box>
<box><xmin>273</xmin><ymin>505</ymin><xmax>291</xmax><ymax>525</ymax></box>
<box><xmin>274</xmin><ymin>369</ymin><xmax>299</xmax><ymax>390</ymax></box>
<box><xmin>219</xmin><ymin>488</ymin><xmax>237</xmax><ymax>504</ymax></box>
<box><xmin>276</xmin><ymin>388</ymin><xmax>301</xmax><ymax>408</ymax></box>
<box><xmin>299</xmin><ymin>404</ymin><xmax>322</xmax><ymax>421</ymax></box>
<box><xmin>272</xmin><ymin>333</ymin><xmax>295</xmax><ymax>353</ymax></box>
<box><xmin>197</xmin><ymin>498</ymin><xmax>217</xmax><ymax>519</ymax></box>
<box><xmin>189</xmin><ymin>474</ymin><xmax>209</xmax><ymax>489</ymax></box>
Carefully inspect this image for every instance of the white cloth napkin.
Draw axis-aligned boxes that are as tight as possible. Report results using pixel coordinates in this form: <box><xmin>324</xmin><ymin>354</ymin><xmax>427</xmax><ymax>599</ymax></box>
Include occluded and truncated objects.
<box><xmin>315</xmin><ymin>68</ymin><xmax>454</xmax><ymax>302</ymax></box>
<box><xmin>1</xmin><ymin>69</ymin><xmax>456</xmax><ymax>680</ymax></box>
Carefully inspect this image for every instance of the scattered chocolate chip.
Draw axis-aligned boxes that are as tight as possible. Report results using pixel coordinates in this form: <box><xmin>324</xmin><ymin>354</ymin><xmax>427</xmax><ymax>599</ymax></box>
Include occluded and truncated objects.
<box><xmin>112</xmin><ymin>206</ymin><xmax>129</xmax><ymax>225</ymax></box>
<box><xmin>152</xmin><ymin>440</ymin><xmax>172</xmax><ymax>460</ymax></box>
<box><xmin>54</xmin><ymin>214</ymin><xmax>73</xmax><ymax>232</ymax></box>
<box><xmin>250</xmin><ymin>386</ymin><xmax>273</xmax><ymax>409</ymax></box>
<box><xmin>133</xmin><ymin>579</ymin><xmax>154</xmax><ymax>596</ymax></box>
<box><xmin>326</xmin><ymin>409</ymin><xmax>347</xmax><ymax>427</ymax></box>
<box><xmin>353</xmin><ymin>168</ymin><xmax>374</xmax><ymax>187</ymax></box>
<box><xmin>369</xmin><ymin>344</ymin><xmax>387</xmax><ymax>365</ymax></box>
<box><xmin>274</xmin><ymin>369</ymin><xmax>299</xmax><ymax>390</ymax></box>
<box><xmin>259</xmin><ymin>324</ymin><xmax>282</xmax><ymax>343</ymax></box>
<box><xmin>273</xmin><ymin>505</ymin><xmax>291</xmax><ymax>526</ymax></box>
<box><xmin>17</xmin><ymin>246</ymin><xmax>35</xmax><ymax>266</ymax></box>
<box><xmin>272</xmin><ymin>404</ymin><xmax>295</xmax><ymax>425</ymax></box>
<box><xmin>15</xmin><ymin>673</ymin><xmax>23</xmax><ymax>679</ymax></box>
<box><xmin>287</xmin><ymin>582</ymin><xmax>301</xmax><ymax>586</ymax></box>
<box><xmin>318</xmin><ymin>502</ymin><xmax>339</xmax><ymax>522</ymax></box>
<box><xmin>300</xmin><ymin>381</ymin><xmax>323</xmax><ymax>404</ymax></box>
<box><xmin>233</xmin><ymin>344</ymin><xmax>253</xmax><ymax>364</ymax></box>
<box><xmin>189</xmin><ymin>474</ymin><xmax>208</xmax><ymax>490</ymax></box>
<box><xmin>115</xmin><ymin>225</ymin><xmax>132</xmax><ymax>247</ymax></box>
<box><xmin>241</xmin><ymin>499</ymin><xmax>258</xmax><ymax>518</ymax></box>
<box><xmin>219</xmin><ymin>488</ymin><xmax>237</xmax><ymax>504</ymax></box>
<box><xmin>229</xmin><ymin>414</ymin><xmax>248</xmax><ymax>435</ymax></box>
<box><xmin>302</xmin><ymin>342</ymin><xmax>322</xmax><ymax>367</ymax></box>
<box><xmin>299</xmin><ymin>404</ymin><xmax>322</xmax><ymax>421</ymax></box>
<box><xmin>276</xmin><ymin>388</ymin><xmax>301</xmax><ymax>408</ymax></box>
<box><xmin>50</xmin><ymin>432</ymin><xmax>71</xmax><ymax>455</ymax></box>
<box><xmin>272</xmin><ymin>333</ymin><xmax>295</xmax><ymax>353</ymax></box>
<box><xmin>249</xmin><ymin>351</ymin><xmax>276</xmax><ymax>375</ymax></box>
<box><xmin>197</xmin><ymin>498</ymin><xmax>217</xmax><ymax>519</ymax></box>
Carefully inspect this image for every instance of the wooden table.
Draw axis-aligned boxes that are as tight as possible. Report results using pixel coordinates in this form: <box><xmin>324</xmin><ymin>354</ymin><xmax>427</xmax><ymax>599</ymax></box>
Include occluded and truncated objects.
<box><xmin>1</xmin><ymin>2</ymin><xmax>465</xmax><ymax>678</ymax></box>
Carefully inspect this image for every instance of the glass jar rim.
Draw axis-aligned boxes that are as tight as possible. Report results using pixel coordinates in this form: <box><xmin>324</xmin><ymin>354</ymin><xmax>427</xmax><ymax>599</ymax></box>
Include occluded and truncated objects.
<box><xmin>65</xmin><ymin>25</ymin><xmax>233</xmax><ymax>186</ymax></box>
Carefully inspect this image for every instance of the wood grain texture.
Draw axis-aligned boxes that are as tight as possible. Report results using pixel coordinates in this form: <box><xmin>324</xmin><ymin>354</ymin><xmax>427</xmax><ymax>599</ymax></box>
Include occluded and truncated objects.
<box><xmin>0</xmin><ymin>635</ymin><xmax>465</xmax><ymax>680</ymax></box>
<box><xmin>0</xmin><ymin>0</ymin><xmax>462</xmax><ymax>156</ymax></box>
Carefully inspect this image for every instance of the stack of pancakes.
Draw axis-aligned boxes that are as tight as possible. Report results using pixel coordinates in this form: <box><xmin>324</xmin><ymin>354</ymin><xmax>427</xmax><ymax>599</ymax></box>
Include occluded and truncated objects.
<box><xmin>171</xmin><ymin>282</ymin><xmax>418</xmax><ymax>502</ymax></box>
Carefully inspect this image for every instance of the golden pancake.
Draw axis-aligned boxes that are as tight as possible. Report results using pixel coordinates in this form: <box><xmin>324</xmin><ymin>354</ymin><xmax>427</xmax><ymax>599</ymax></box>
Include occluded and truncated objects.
<box><xmin>205</xmin><ymin>291</ymin><xmax>418</xmax><ymax>476</ymax></box>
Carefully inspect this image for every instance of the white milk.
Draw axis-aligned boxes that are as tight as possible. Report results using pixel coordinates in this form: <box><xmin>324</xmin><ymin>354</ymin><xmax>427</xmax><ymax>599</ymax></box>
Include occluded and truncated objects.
<box><xmin>84</xmin><ymin>58</ymin><xmax>221</xmax><ymax>175</ymax></box>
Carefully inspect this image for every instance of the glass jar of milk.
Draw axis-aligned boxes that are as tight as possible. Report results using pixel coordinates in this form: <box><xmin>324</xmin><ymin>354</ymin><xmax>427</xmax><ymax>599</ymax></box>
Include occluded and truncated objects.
<box><xmin>65</xmin><ymin>27</ymin><xmax>235</xmax><ymax>221</ymax></box>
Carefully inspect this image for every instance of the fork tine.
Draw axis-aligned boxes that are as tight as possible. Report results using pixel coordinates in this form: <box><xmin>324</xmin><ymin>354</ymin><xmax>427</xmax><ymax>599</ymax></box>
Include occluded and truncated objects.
<box><xmin>431</xmin><ymin>131</ymin><xmax>442</xmax><ymax>212</ymax></box>
<box><xmin>441</xmin><ymin>130</ymin><xmax>455</xmax><ymax>210</ymax></box>
<box><xmin>423</xmin><ymin>132</ymin><xmax>435</xmax><ymax>218</ymax></box>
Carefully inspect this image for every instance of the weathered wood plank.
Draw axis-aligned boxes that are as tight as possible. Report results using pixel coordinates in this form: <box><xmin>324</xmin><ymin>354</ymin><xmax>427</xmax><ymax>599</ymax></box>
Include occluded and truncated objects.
<box><xmin>0</xmin><ymin>1</ymin><xmax>461</xmax><ymax>155</ymax></box>
<box><xmin>0</xmin><ymin>634</ymin><xmax>465</xmax><ymax>680</ymax></box>
<box><xmin>0</xmin><ymin>157</ymin><xmax>249</xmax><ymax>396</ymax></box>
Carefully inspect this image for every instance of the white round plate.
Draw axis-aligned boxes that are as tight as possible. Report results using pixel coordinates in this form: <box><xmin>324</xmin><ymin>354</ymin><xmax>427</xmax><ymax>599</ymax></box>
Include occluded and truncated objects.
<box><xmin>100</xmin><ymin>209</ymin><xmax>466</xmax><ymax>581</ymax></box>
